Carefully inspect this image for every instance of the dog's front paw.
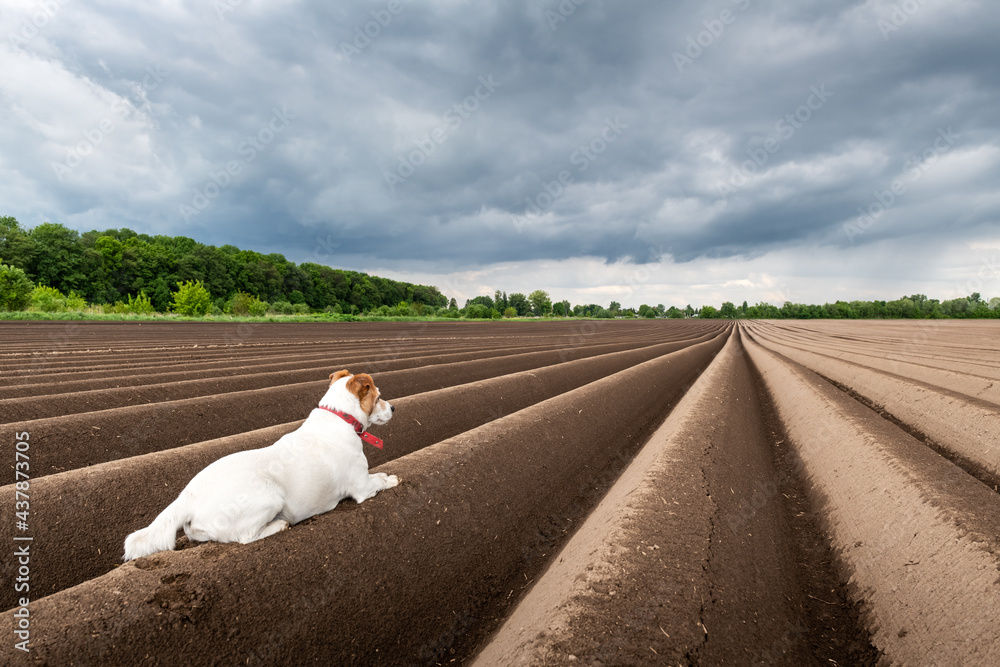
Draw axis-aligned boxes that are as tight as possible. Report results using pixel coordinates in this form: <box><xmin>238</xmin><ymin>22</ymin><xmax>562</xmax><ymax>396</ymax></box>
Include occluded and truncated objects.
<box><xmin>384</xmin><ymin>474</ymin><xmax>399</xmax><ymax>488</ymax></box>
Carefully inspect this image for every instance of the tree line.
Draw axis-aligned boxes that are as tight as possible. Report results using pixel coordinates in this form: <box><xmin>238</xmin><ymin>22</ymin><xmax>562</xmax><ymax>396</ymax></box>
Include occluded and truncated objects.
<box><xmin>0</xmin><ymin>217</ymin><xmax>447</xmax><ymax>314</ymax></box>
<box><xmin>696</xmin><ymin>296</ymin><xmax>999</xmax><ymax>319</ymax></box>
<box><xmin>1</xmin><ymin>216</ymin><xmax>996</xmax><ymax>320</ymax></box>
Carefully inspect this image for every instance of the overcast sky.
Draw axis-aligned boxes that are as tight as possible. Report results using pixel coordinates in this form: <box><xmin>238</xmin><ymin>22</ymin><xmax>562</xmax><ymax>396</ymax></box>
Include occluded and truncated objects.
<box><xmin>2</xmin><ymin>0</ymin><xmax>998</xmax><ymax>308</ymax></box>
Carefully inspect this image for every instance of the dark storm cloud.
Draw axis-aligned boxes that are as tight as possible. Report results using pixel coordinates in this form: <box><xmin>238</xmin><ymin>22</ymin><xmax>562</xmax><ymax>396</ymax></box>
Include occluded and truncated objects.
<box><xmin>2</xmin><ymin>0</ymin><xmax>998</xmax><ymax>273</ymax></box>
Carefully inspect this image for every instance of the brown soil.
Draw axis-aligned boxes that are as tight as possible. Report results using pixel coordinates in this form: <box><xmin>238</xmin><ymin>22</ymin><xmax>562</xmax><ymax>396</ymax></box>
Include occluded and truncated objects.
<box><xmin>475</xmin><ymin>329</ymin><xmax>877</xmax><ymax>666</ymax></box>
<box><xmin>0</xmin><ymin>330</ymin><xmax>725</xmax><ymax>609</ymax></box>
<box><xmin>3</xmin><ymin>319</ymin><xmax>997</xmax><ymax>665</ymax></box>
<box><xmin>744</xmin><ymin>328</ymin><xmax>1000</xmax><ymax>664</ymax></box>
<box><xmin>0</xmin><ymin>323</ymin><xmax>726</xmax><ymax>665</ymax></box>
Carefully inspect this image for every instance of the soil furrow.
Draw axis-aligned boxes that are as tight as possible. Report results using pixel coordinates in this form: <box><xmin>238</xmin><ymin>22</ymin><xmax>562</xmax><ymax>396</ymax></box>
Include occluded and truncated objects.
<box><xmin>2</xmin><ymin>334</ymin><xmax>681</xmax><ymax>419</ymax></box>
<box><xmin>0</xmin><ymin>330</ymin><xmax>727</xmax><ymax>609</ymax></box>
<box><xmin>743</xmin><ymin>324</ymin><xmax>1000</xmax><ymax>484</ymax></box>
<box><xmin>1</xmin><ymin>329</ymin><xmax>724</xmax><ymax>478</ymax></box>
<box><xmin>475</xmin><ymin>328</ymin><xmax>877</xmax><ymax>665</ymax></box>
<box><xmin>0</xmin><ymin>325</ymin><xmax>727</xmax><ymax>665</ymax></box>
<box><xmin>744</xmin><ymin>332</ymin><xmax>1000</xmax><ymax>665</ymax></box>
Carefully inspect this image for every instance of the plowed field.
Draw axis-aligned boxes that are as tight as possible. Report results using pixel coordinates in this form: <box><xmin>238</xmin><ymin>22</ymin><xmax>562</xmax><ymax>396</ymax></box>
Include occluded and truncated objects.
<box><xmin>3</xmin><ymin>319</ymin><xmax>998</xmax><ymax>665</ymax></box>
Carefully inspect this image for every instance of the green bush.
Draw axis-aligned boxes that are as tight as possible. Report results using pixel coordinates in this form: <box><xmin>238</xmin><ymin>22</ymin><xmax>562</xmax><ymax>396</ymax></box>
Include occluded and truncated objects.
<box><xmin>65</xmin><ymin>291</ymin><xmax>87</xmax><ymax>311</ymax></box>
<box><xmin>107</xmin><ymin>293</ymin><xmax>153</xmax><ymax>315</ymax></box>
<box><xmin>31</xmin><ymin>285</ymin><xmax>68</xmax><ymax>312</ymax></box>
<box><xmin>171</xmin><ymin>280</ymin><xmax>212</xmax><ymax>316</ymax></box>
<box><xmin>229</xmin><ymin>291</ymin><xmax>267</xmax><ymax>316</ymax></box>
<box><xmin>0</xmin><ymin>263</ymin><xmax>34</xmax><ymax>311</ymax></box>
<box><xmin>503</xmin><ymin>307</ymin><xmax>517</xmax><ymax>318</ymax></box>
<box><xmin>249</xmin><ymin>299</ymin><xmax>268</xmax><ymax>316</ymax></box>
<box><xmin>269</xmin><ymin>300</ymin><xmax>295</xmax><ymax>315</ymax></box>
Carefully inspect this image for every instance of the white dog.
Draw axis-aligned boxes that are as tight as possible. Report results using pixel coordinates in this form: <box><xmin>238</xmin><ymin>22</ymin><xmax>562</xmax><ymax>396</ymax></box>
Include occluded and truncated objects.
<box><xmin>123</xmin><ymin>370</ymin><xmax>398</xmax><ymax>561</ymax></box>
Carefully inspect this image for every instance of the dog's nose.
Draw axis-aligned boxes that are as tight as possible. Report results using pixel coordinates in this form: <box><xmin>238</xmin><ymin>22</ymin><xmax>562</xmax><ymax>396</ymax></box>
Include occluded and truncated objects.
<box><xmin>390</xmin><ymin>404</ymin><xmax>395</xmax><ymax>413</ymax></box>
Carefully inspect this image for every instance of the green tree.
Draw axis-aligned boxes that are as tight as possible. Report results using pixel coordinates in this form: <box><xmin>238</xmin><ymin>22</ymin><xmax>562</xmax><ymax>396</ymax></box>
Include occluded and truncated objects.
<box><xmin>529</xmin><ymin>290</ymin><xmax>552</xmax><ymax>316</ymax></box>
<box><xmin>0</xmin><ymin>217</ymin><xmax>37</xmax><ymax>272</ymax></box>
<box><xmin>503</xmin><ymin>306</ymin><xmax>517</xmax><ymax>318</ymax></box>
<box><xmin>508</xmin><ymin>292</ymin><xmax>530</xmax><ymax>316</ymax></box>
<box><xmin>150</xmin><ymin>276</ymin><xmax>173</xmax><ymax>312</ymax></box>
<box><xmin>171</xmin><ymin>280</ymin><xmax>212</xmax><ymax>316</ymax></box>
<box><xmin>0</xmin><ymin>263</ymin><xmax>33</xmax><ymax>311</ymax></box>
<box><xmin>29</xmin><ymin>223</ymin><xmax>87</xmax><ymax>294</ymax></box>
<box><xmin>468</xmin><ymin>295</ymin><xmax>495</xmax><ymax>310</ymax></box>
<box><xmin>719</xmin><ymin>301</ymin><xmax>738</xmax><ymax>318</ymax></box>
<box><xmin>699</xmin><ymin>305</ymin><xmax>718</xmax><ymax>318</ymax></box>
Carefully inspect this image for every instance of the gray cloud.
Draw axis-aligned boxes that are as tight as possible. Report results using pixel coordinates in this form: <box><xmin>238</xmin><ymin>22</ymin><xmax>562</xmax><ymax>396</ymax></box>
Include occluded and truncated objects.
<box><xmin>1</xmin><ymin>0</ymin><xmax>998</xmax><ymax>292</ymax></box>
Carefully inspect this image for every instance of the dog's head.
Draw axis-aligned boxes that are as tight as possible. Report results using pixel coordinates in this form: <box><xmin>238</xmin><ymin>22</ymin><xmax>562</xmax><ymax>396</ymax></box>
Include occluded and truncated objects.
<box><xmin>328</xmin><ymin>369</ymin><xmax>394</xmax><ymax>426</ymax></box>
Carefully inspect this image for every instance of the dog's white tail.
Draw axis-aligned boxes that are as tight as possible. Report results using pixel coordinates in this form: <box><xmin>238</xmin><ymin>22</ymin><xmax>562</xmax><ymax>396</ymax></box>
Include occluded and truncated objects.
<box><xmin>123</xmin><ymin>499</ymin><xmax>188</xmax><ymax>561</ymax></box>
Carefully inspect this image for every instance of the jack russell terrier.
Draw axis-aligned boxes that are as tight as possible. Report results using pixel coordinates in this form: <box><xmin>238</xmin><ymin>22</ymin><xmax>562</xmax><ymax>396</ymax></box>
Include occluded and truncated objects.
<box><xmin>124</xmin><ymin>370</ymin><xmax>398</xmax><ymax>561</ymax></box>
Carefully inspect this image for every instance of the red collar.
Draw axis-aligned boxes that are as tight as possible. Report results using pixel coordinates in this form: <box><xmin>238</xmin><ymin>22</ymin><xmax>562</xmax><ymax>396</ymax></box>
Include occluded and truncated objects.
<box><xmin>317</xmin><ymin>405</ymin><xmax>384</xmax><ymax>449</ymax></box>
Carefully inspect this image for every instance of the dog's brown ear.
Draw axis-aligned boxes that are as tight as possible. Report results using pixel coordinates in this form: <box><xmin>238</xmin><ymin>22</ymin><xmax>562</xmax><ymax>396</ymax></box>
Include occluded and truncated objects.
<box><xmin>330</xmin><ymin>369</ymin><xmax>352</xmax><ymax>385</ymax></box>
<box><xmin>345</xmin><ymin>373</ymin><xmax>374</xmax><ymax>401</ymax></box>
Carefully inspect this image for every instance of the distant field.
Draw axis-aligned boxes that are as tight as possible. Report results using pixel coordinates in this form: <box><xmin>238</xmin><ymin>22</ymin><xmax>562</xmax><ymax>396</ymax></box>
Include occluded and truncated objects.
<box><xmin>2</xmin><ymin>319</ymin><xmax>998</xmax><ymax>665</ymax></box>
